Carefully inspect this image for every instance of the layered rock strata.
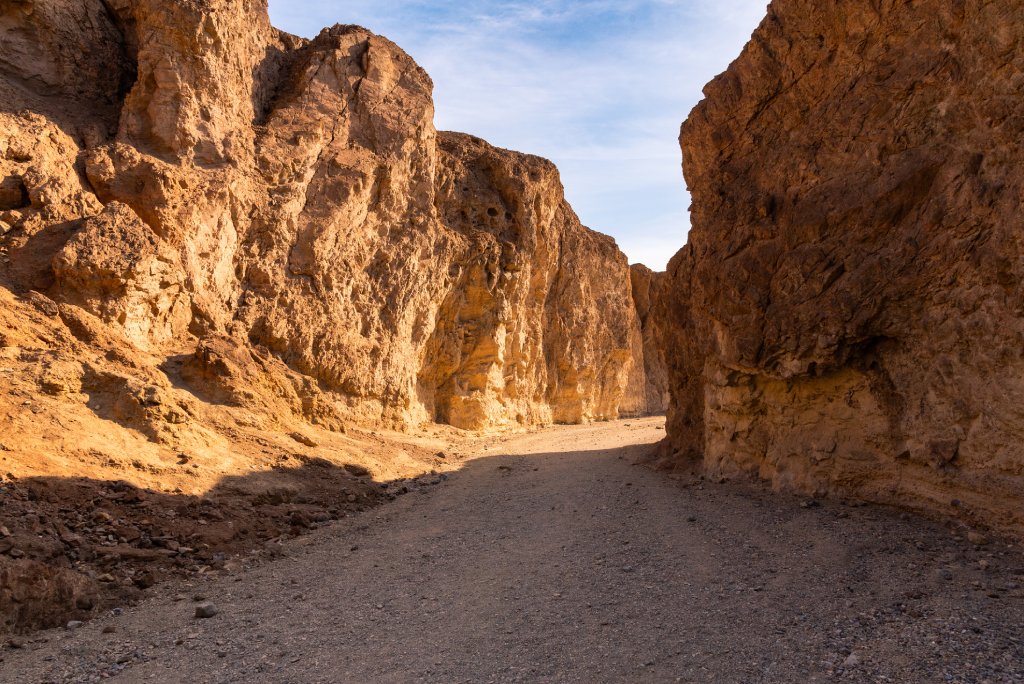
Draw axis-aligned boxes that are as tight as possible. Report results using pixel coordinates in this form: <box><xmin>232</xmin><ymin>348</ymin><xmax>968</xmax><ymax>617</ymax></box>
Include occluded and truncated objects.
<box><xmin>0</xmin><ymin>0</ymin><xmax>647</xmax><ymax>436</ymax></box>
<box><xmin>662</xmin><ymin>0</ymin><xmax>1024</xmax><ymax>533</ymax></box>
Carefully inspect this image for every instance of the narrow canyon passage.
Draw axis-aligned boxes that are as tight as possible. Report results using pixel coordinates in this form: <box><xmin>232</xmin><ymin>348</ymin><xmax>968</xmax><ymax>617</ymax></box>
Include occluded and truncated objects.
<box><xmin>3</xmin><ymin>419</ymin><xmax>1023</xmax><ymax>684</ymax></box>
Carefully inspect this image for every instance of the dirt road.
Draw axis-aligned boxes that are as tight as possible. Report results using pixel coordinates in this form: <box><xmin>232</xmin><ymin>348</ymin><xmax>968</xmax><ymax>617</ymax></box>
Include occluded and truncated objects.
<box><xmin>3</xmin><ymin>418</ymin><xmax>1023</xmax><ymax>683</ymax></box>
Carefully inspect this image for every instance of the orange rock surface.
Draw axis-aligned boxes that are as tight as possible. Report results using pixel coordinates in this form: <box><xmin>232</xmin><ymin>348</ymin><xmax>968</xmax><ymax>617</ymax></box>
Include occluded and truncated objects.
<box><xmin>660</xmin><ymin>0</ymin><xmax>1024</xmax><ymax>534</ymax></box>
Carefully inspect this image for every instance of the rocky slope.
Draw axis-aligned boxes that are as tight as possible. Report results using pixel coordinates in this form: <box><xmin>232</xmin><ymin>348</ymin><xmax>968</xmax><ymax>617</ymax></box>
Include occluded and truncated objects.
<box><xmin>0</xmin><ymin>0</ymin><xmax>651</xmax><ymax>633</ymax></box>
<box><xmin>661</xmin><ymin>0</ymin><xmax>1024</xmax><ymax>534</ymax></box>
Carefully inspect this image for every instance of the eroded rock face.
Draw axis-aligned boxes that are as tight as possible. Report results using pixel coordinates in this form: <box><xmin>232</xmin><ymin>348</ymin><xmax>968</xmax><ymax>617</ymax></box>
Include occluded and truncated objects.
<box><xmin>628</xmin><ymin>264</ymin><xmax>669</xmax><ymax>416</ymax></box>
<box><xmin>0</xmin><ymin>0</ymin><xmax>129</xmax><ymax>131</ymax></box>
<box><xmin>663</xmin><ymin>0</ymin><xmax>1024</xmax><ymax>533</ymax></box>
<box><xmin>53</xmin><ymin>202</ymin><xmax>191</xmax><ymax>350</ymax></box>
<box><xmin>0</xmin><ymin>0</ymin><xmax>645</xmax><ymax>432</ymax></box>
<box><xmin>422</xmin><ymin>133</ymin><xmax>641</xmax><ymax>429</ymax></box>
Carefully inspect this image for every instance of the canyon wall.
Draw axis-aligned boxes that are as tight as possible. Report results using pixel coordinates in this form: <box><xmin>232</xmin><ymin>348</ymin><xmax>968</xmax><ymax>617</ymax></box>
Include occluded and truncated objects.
<box><xmin>424</xmin><ymin>133</ymin><xmax>641</xmax><ymax>428</ymax></box>
<box><xmin>627</xmin><ymin>264</ymin><xmax>669</xmax><ymax>416</ymax></box>
<box><xmin>0</xmin><ymin>0</ymin><xmax>647</xmax><ymax>439</ymax></box>
<box><xmin>662</xmin><ymin>0</ymin><xmax>1024</xmax><ymax>533</ymax></box>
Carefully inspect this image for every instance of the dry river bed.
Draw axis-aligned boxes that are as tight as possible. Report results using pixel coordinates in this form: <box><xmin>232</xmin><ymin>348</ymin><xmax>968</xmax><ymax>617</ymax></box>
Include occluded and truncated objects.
<box><xmin>2</xmin><ymin>418</ymin><xmax>1023</xmax><ymax>683</ymax></box>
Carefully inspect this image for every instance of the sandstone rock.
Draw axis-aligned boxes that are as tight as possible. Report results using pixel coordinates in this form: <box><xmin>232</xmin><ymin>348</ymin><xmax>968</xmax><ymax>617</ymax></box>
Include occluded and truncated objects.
<box><xmin>39</xmin><ymin>360</ymin><xmax>84</xmax><ymax>396</ymax></box>
<box><xmin>0</xmin><ymin>0</ymin><xmax>129</xmax><ymax>130</ymax></box>
<box><xmin>290</xmin><ymin>433</ymin><xmax>318</xmax><ymax>448</ymax></box>
<box><xmin>24</xmin><ymin>291</ymin><xmax>59</xmax><ymax>317</ymax></box>
<box><xmin>344</xmin><ymin>464</ymin><xmax>371</xmax><ymax>479</ymax></box>
<box><xmin>0</xmin><ymin>112</ymin><xmax>105</xmax><ymax>292</ymax></box>
<box><xmin>661</xmin><ymin>0</ymin><xmax>1024</xmax><ymax>534</ymax></box>
<box><xmin>98</xmin><ymin>0</ymin><xmax>277</xmax><ymax>166</ymax></box>
<box><xmin>234</xmin><ymin>26</ymin><xmax>457</xmax><ymax>427</ymax></box>
<box><xmin>0</xmin><ymin>0</ymin><xmax>647</xmax><ymax>435</ymax></box>
<box><xmin>80</xmin><ymin>367</ymin><xmax>193</xmax><ymax>443</ymax></box>
<box><xmin>53</xmin><ymin>202</ymin><xmax>191</xmax><ymax>351</ymax></box>
<box><xmin>175</xmin><ymin>335</ymin><xmax>349</xmax><ymax>433</ymax></box>
<box><xmin>627</xmin><ymin>265</ymin><xmax>669</xmax><ymax>416</ymax></box>
<box><xmin>422</xmin><ymin>133</ymin><xmax>642</xmax><ymax>428</ymax></box>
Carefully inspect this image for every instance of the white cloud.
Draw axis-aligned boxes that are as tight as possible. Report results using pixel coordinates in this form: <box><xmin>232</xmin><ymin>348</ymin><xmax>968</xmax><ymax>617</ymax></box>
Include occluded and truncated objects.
<box><xmin>269</xmin><ymin>0</ymin><xmax>768</xmax><ymax>270</ymax></box>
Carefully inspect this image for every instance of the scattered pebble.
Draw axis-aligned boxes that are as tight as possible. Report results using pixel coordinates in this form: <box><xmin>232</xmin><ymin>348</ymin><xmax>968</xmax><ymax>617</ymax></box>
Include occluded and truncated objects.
<box><xmin>967</xmin><ymin>531</ymin><xmax>989</xmax><ymax>546</ymax></box>
<box><xmin>194</xmin><ymin>602</ymin><xmax>218</xmax><ymax>619</ymax></box>
<box><xmin>290</xmin><ymin>433</ymin><xmax>318</xmax><ymax>448</ymax></box>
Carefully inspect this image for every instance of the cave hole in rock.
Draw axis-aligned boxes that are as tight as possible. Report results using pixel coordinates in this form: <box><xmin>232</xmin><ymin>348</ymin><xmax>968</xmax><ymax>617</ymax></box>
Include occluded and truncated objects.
<box><xmin>0</xmin><ymin>175</ymin><xmax>30</xmax><ymax>211</ymax></box>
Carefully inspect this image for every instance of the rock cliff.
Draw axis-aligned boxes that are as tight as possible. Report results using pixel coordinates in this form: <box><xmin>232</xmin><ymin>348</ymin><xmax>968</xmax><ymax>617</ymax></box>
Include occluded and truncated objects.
<box><xmin>662</xmin><ymin>0</ymin><xmax>1024</xmax><ymax>533</ymax></box>
<box><xmin>626</xmin><ymin>264</ymin><xmax>669</xmax><ymax>416</ymax></box>
<box><xmin>423</xmin><ymin>133</ymin><xmax>639</xmax><ymax>429</ymax></box>
<box><xmin>0</xmin><ymin>0</ymin><xmax>647</xmax><ymax>438</ymax></box>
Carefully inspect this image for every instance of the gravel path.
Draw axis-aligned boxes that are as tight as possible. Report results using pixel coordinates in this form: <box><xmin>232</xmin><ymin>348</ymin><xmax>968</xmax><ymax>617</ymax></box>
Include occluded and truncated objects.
<box><xmin>3</xmin><ymin>418</ymin><xmax>1023</xmax><ymax>683</ymax></box>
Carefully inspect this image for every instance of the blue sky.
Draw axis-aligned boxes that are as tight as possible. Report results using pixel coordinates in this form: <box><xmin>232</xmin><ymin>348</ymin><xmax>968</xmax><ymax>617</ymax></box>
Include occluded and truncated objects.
<box><xmin>268</xmin><ymin>1</ymin><xmax>768</xmax><ymax>270</ymax></box>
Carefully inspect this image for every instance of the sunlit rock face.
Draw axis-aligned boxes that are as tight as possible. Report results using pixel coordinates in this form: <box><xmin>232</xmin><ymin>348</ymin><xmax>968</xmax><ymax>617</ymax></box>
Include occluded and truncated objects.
<box><xmin>0</xmin><ymin>0</ymin><xmax>647</xmax><ymax>431</ymax></box>
<box><xmin>624</xmin><ymin>264</ymin><xmax>669</xmax><ymax>417</ymax></box>
<box><xmin>660</xmin><ymin>0</ymin><xmax>1024</xmax><ymax>533</ymax></box>
<box><xmin>423</xmin><ymin>133</ymin><xmax>642</xmax><ymax>429</ymax></box>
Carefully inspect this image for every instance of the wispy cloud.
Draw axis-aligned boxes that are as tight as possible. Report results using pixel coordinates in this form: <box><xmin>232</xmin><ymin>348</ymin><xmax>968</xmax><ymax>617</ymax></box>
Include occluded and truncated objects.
<box><xmin>269</xmin><ymin>0</ymin><xmax>768</xmax><ymax>269</ymax></box>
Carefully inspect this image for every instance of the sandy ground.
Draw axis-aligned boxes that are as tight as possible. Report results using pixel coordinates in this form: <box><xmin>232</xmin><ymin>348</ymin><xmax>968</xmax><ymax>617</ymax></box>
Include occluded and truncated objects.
<box><xmin>2</xmin><ymin>417</ymin><xmax>1023</xmax><ymax>683</ymax></box>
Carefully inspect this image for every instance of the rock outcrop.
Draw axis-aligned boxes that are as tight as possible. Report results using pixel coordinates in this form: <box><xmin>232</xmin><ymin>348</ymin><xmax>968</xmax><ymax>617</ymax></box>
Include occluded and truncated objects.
<box><xmin>628</xmin><ymin>264</ymin><xmax>669</xmax><ymax>416</ymax></box>
<box><xmin>423</xmin><ymin>133</ymin><xmax>639</xmax><ymax>429</ymax></box>
<box><xmin>662</xmin><ymin>0</ymin><xmax>1024</xmax><ymax>533</ymax></box>
<box><xmin>0</xmin><ymin>0</ymin><xmax>647</xmax><ymax>437</ymax></box>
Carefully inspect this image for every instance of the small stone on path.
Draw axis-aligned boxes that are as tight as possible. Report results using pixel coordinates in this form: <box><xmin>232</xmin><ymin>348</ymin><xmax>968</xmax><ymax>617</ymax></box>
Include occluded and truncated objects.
<box><xmin>194</xmin><ymin>602</ymin><xmax>218</xmax><ymax>619</ymax></box>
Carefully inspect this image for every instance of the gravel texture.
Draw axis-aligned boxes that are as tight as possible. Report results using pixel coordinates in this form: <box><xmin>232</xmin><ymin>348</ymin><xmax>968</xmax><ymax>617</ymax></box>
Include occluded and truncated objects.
<box><xmin>2</xmin><ymin>418</ymin><xmax>1022</xmax><ymax>683</ymax></box>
